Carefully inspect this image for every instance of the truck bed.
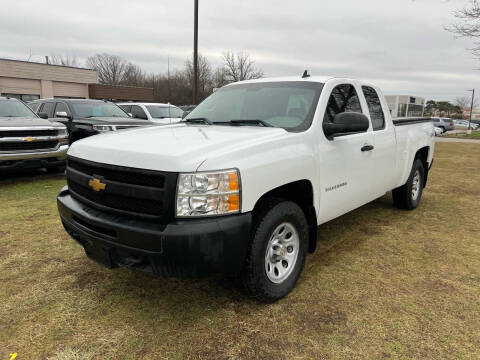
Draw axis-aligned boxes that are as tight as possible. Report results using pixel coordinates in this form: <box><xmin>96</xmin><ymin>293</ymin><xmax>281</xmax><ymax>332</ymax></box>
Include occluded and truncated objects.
<box><xmin>392</xmin><ymin>117</ymin><xmax>432</xmax><ymax>126</ymax></box>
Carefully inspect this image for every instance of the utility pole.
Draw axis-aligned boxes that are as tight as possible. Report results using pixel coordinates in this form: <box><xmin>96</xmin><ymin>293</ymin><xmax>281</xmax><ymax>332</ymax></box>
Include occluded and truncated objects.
<box><xmin>167</xmin><ymin>56</ymin><xmax>171</xmax><ymax>102</ymax></box>
<box><xmin>468</xmin><ymin>89</ymin><xmax>475</xmax><ymax>130</ymax></box>
<box><xmin>193</xmin><ymin>0</ymin><xmax>199</xmax><ymax>105</ymax></box>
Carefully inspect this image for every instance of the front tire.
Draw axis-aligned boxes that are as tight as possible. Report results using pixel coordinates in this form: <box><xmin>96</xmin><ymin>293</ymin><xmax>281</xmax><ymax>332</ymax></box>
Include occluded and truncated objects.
<box><xmin>242</xmin><ymin>199</ymin><xmax>308</xmax><ymax>302</ymax></box>
<box><xmin>392</xmin><ymin>159</ymin><xmax>425</xmax><ymax>210</ymax></box>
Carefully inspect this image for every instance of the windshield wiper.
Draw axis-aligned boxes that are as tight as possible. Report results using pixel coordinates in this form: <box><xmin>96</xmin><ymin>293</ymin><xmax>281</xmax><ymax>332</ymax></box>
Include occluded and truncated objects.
<box><xmin>183</xmin><ymin>117</ymin><xmax>213</xmax><ymax>125</ymax></box>
<box><xmin>229</xmin><ymin>119</ymin><xmax>273</xmax><ymax>127</ymax></box>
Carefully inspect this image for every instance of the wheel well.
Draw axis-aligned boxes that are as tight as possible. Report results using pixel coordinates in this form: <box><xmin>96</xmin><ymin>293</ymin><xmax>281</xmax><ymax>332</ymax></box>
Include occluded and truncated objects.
<box><xmin>414</xmin><ymin>146</ymin><xmax>430</xmax><ymax>187</ymax></box>
<box><xmin>253</xmin><ymin>180</ymin><xmax>318</xmax><ymax>254</ymax></box>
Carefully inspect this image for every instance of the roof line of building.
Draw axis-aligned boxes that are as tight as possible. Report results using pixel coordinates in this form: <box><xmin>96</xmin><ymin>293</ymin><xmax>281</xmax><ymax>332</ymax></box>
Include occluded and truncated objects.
<box><xmin>0</xmin><ymin>57</ymin><xmax>95</xmax><ymax>72</ymax></box>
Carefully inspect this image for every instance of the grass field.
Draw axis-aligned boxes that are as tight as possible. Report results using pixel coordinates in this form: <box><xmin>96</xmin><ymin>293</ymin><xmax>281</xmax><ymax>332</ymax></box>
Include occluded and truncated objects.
<box><xmin>444</xmin><ymin>131</ymin><xmax>480</xmax><ymax>140</ymax></box>
<box><xmin>1</xmin><ymin>142</ymin><xmax>479</xmax><ymax>359</ymax></box>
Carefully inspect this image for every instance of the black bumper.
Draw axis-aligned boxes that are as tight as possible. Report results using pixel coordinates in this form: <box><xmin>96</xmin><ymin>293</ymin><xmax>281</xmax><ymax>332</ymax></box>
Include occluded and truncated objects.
<box><xmin>57</xmin><ymin>186</ymin><xmax>252</xmax><ymax>277</ymax></box>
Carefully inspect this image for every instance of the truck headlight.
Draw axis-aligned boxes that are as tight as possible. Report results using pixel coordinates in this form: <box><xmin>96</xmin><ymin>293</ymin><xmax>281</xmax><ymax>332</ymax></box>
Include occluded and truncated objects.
<box><xmin>92</xmin><ymin>125</ymin><xmax>116</xmax><ymax>132</ymax></box>
<box><xmin>57</xmin><ymin>128</ymin><xmax>68</xmax><ymax>137</ymax></box>
<box><xmin>176</xmin><ymin>169</ymin><xmax>240</xmax><ymax>217</ymax></box>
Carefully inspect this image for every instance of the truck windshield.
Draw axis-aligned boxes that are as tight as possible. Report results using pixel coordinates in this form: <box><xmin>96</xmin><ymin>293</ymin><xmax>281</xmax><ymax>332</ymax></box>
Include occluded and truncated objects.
<box><xmin>185</xmin><ymin>81</ymin><xmax>323</xmax><ymax>131</ymax></box>
<box><xmin>146</xmin><ymin>105</ymin><xmax>184</xmax><ymax>118</ymax></box>
<box><xmin>71</xmin><ymin>102</ymin><xmax>129</xmax><ymax>118</ymax></box>
<box><xmin>0</xmin><ymin>99</ymin><xmax>37</xmax><ymax>118</ymax></box>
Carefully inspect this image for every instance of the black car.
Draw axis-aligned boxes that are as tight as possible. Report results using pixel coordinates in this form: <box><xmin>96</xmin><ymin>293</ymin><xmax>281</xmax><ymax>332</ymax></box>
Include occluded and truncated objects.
<box><xmin>29</xmin><ymin>99</ymin><xmax>156</xmax><ymax>144</ymax></box>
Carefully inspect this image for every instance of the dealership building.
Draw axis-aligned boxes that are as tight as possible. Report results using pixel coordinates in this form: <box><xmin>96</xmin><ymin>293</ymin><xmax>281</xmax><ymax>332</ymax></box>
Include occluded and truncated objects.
<box><xmin>385</xmin><ymin>95</ymin><xmax>425</xmax><ymax>118</ymax></box>
<box><xmin>0</xmin><ymin>58</ymin><xmax>153</xmax><ymax>102</ymax></box>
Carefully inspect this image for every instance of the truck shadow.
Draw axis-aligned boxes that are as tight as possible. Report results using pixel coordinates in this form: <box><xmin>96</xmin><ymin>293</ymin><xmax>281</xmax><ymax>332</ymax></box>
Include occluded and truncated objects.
<box><xmin>0</xmin><ymin>168</ymin><xmax>65</xmax><ymax>186</ymax></box>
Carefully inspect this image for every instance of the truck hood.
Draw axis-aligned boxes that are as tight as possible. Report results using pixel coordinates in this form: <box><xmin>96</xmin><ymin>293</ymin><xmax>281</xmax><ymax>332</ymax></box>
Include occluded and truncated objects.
<box><xmin>0</xmin><ymin>117</ymin><xmax>64</xmax><ymax>128</ymax></box>
<box><xmin>68</xmin><ymin>123</ymin><xmax>288</xmax><ymax>172</ymax></box>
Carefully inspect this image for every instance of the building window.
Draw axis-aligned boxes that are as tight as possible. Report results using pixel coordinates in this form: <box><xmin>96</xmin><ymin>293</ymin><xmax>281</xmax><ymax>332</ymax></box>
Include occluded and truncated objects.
<box><xmin>1</xmin><ymin>93</ymin><xmax>40</xmax><ymax>102</ymax></box>
<box><xmin>397</xmin><ymin>103</ymin><xmax>407</xmax><ymax>117</ymax></box>
<box><xmin>407</xmin><ymin>104</ymin><xmax>424</xmax><ymax>117</ymax></box>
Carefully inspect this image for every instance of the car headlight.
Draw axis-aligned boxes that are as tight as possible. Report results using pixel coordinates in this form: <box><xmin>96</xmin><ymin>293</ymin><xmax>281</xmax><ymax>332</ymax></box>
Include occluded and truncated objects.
<box><xmin>57</xmin><ymin>128</ymin><xmax>68</xmax><ymax>137</ymax></box>
<box><xmin>92</xmin><ymin>125</ymin><xmax>116</xmax><ymax>132</ymax></box>
<box><xmin>176</xmin><ymin>169</ymin><xmax>241</xmax><ymax>217</ymax></box>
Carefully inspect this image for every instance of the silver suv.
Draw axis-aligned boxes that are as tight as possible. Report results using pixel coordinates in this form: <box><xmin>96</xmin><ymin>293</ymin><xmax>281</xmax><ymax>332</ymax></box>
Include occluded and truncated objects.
<box><xmin>432</xmin><ymin>118</ymin><xmax>454</xmax><ymax>133</ymax></box>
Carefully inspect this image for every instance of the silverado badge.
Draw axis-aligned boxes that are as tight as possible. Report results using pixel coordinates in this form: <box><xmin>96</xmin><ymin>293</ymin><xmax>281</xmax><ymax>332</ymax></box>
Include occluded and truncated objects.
<box><xmin>23</xmin><ymin>137</ymin><xmax>36</xmax><ymax>142</ymax></box>
<box><xmin>88</xmin><ymin>178</ymin><xmax>106</xmax><ymax>192</ymax></box>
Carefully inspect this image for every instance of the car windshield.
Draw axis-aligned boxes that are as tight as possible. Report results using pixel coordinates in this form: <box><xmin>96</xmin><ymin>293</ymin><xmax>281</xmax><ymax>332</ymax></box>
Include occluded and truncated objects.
<box><xmin>185</xmin><ymin>81</ymin><xmax>323</xmax><ymax>131</ymax></box>
<box><xmin>146</xmin><ymin>105</ymin><xmax>184</xmax><ymax>118</ymax></box>
<box><xmin>71</xmin><ymin>102</ymin><xmax>128</xmax><ymax>118</ymax></box>
<box><xmin>0</xmin><ymin>99</ymin><xmax>37</xmax><ymax>118</ymax></box>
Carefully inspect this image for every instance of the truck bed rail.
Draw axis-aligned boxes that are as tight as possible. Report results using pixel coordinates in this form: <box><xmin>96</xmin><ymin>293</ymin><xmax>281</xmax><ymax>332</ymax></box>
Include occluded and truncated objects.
<box><xmin>392</xmin><ymin>117</ymin><xmax>432</xmax><ymax>126</ymax></box>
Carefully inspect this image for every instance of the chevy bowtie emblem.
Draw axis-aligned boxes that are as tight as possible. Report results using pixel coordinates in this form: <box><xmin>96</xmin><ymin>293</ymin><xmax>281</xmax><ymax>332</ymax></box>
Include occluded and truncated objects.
<box><xmin>88</xmin><ymin>178</ymin><xmax>106</xmax><ymax>192</ymax></box>
<box><xmin>24</xmin><ymin>137</ymin><xmax>35</xmax><ymax>142</ymax></box>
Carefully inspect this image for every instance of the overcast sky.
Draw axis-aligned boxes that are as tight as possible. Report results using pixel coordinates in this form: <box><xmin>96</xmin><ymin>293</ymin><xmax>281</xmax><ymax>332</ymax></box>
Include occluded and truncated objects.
<box><xmin>1</xmin><ymin>0</ymin><xmax>479</xmax><ymax>101</ymax></box>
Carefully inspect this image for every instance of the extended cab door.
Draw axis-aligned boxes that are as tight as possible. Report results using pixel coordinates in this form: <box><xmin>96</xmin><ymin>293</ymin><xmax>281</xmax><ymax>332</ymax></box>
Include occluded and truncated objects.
<box><xmin>317</xmin><ymin>81</ymin><xmax>376</xmax><ymax>223</ymax></box>
<box><xmin>360</xmin><ymin>85</ymin><xmax>398</xmax><ymax>193</ymax></box>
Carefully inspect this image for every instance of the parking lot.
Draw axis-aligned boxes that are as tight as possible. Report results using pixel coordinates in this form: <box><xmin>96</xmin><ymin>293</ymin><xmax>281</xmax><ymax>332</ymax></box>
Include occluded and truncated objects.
<box><xmin>1</xmin><ymin>141</ymin><xmax>479</xmax><ymax>359</ymax></box>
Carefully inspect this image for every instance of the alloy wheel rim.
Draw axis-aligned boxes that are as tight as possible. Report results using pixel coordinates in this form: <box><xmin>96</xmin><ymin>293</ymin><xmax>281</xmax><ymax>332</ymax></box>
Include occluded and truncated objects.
<box><xmin>411</xmin><ymin>170</ymin><xmax>421</xmax><ymax>200</ymax></box>
<box><xmin>264</xmin><ymin>222</ymin><xmax>299</xmax><ymax>284</ymax></box>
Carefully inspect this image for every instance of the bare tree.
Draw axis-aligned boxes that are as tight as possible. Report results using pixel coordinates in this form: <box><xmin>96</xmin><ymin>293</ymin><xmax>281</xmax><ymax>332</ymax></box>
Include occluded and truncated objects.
<box><xmin>122</xmin><ymin>63</ymin><xmax>146</xmax><ymax>87</ymax></box>
<box><xmin>446</xmin><ymin>0</ymin><xmax>480</xmax><ymax>59</ymax></box>
<box><xmin>222</xmin><ymin>51</ymin><xmax>264</xmax><ymax>83</ymax></box>
<box><xmin>455</xmin><ymin>95</ymin><xmax>478</xmax><ymax>109</ymax></box>
<box><xmin>86</xmin><ymin>53</ymin><xmax>131</xmax><ymax>85</ymax></box>
<box><xmin>50</xmin><ymin>54</ymin><xmax>79</xmax><ymax>67</ymax></box>
<box><xmin>185</xmin><ymin>54</ymin><xmax>215</xmax><ymax>101</ymax></box>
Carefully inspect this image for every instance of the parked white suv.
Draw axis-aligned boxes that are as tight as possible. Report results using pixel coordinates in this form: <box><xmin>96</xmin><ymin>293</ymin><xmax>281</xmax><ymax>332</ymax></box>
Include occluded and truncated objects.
<box><xmin>118</xmin><ymin>102</ymin><xmax>184</xmax><ymax>125</ymax></box>
<box><xmin>58</xmin><ymin>75</ymin><xmax>435</xmax><ymax>302</ymax></box>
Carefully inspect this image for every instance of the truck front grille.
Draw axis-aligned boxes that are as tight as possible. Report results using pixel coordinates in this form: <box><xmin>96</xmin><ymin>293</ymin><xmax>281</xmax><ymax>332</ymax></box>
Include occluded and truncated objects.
<box><xmin>0</xmin><ymin>140</ymin><xmax>58</xmax><ymax>151</ymax></box>
<box><xmin>66</xmin><ymin>156</ymin><xmax>177</xmax><ymax>221</ymax></box>
<box><xmin>0</xmin><ymin>130</ymin><xmax>57</xmax><ymax>138</ymax></box>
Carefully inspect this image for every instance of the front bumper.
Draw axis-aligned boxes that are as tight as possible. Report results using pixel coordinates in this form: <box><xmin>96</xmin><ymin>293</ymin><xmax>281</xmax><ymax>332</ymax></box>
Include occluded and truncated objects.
<box><xmin>0</xmin><ymin>145</ymin><xmax>68</xmax><ymax>172</ymax></box>
<box><xmin>57</xmin><ymin>186</ymin><xmax>252</xmax><ymax>277</ymax></box>
<box><xmin>0</xmin><ymin>144</ymin><xmax>68</xmax><ymax>161</ymax></box>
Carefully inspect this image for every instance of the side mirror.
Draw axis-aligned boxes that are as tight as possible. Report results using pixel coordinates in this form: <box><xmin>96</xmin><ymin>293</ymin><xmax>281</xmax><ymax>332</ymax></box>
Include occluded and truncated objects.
<box><xmin>323</xmin><ymin>112</ymin><xmax>370</xmax><ymax>137</ymax></box>
<box><xmin>38</xmin><ymin>112</ymin><xmax>49</xmax><ymax>119</ymax></box>
<box><xmin>182</xmin><ymin>111</ymin><xmax>190</xmax><ymax>119</ymax></box>
<box><xmin>55</xmin><ymin>111</ymin><xmax>71</xmax><ymax>120</ymax></box>
<box><xmin>128</xmin><ymin>113</ymin><xmax>133</xmax><ymax>117</ymax></box>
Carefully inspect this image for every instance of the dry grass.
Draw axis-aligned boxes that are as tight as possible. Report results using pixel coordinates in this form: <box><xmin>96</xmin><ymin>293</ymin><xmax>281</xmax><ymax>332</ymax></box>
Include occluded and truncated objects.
<box><xmin>1</xmin><ymin>142</ymin><xmax>479</xmax><ymax>359</ymax></box>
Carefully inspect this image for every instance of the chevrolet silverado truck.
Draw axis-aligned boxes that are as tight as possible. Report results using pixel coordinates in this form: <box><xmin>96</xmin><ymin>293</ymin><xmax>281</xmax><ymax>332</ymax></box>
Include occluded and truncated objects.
<box><xmin>29</xmin><ymin>98</ymin><xmax>156</xmax><ymax>144</ymax></box>
<box><xmin>0</xmin><ymin>96</ymin><xmax>68</xmax><ymax>173</ymax></box>
<box><xmin>57</xmin><ymin>75</ymin><xmax>435</xmax><ymax>302</ymax></box>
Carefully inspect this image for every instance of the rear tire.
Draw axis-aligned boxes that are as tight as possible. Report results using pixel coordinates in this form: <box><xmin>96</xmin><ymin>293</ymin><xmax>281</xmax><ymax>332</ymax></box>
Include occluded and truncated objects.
<box><xmin>241</xmin><ymin>199</ymin><xmax>308</xmax><ymax>303</ymax></box>
<box><xmin>392</xmin><ymin>159</ymin><xmax>425</xmax><ymax>210</ymax></box>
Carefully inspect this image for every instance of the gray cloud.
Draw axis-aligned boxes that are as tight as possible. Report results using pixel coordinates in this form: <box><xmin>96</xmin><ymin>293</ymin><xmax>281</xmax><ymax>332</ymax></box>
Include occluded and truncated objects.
<box><xmin>1</xmin><ymin>0</ymin><xmax>479</xmax><ymax>101</ymax></box>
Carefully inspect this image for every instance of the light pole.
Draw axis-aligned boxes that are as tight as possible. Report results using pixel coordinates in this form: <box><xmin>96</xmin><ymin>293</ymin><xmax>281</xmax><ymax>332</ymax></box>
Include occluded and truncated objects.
<box><xmin>467</xmin><ymin>89</ymin><xmax>475</xmax><ymax>131</ymax></box>
<box><xmin>193</xmin><ymin>0</ymin><xmax>198</xmax><ymax>105</ymax></box>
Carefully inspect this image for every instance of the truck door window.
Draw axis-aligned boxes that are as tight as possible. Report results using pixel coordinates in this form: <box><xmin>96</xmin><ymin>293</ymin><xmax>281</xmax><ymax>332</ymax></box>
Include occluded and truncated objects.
<box><xmin>131</xmin><ymin>105</ymin><xmax>148</xmax><ymax>120</ymax></box>
<box><xmin>119</xmin><ymin>105</ymin><xmax>131</xmax><ymax>113</ymax></box>
<box><xmin>362</xmin><ymin>86</ymin><xmax>385</xmax><ymax>130</ymax></box>
<box><xmin>42</xmin><ymin>102</ymin><xmax>55</xmax><ymax>118</ymax></box>
<box><xmin>55</xmin><ymin>102</ymin><xmax>70</xmax><ymax>116</ymax></box>
<box><xmin>323</xmin><ymin>84</ymin><xmax>362</xmax><ymax>124</ymax></box>
<box><xmin>28</xmin><ymin>102</ymin><xmax>40</xmax><ymax>112</ymax></box>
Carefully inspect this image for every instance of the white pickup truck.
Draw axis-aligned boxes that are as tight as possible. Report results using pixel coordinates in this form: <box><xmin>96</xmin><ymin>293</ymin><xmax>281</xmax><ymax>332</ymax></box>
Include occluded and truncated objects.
<box><xmin>57</xmin><ymin>75</ymin><xmax>435</xmax><ymax>302</ymax></box>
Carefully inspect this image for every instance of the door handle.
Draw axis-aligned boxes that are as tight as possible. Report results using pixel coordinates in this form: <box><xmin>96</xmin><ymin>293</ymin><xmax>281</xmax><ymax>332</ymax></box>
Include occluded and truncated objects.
<box><xmin>361</xmin><ymin>145</ymin><xmax>374</xmax><ymax>152</ymax></box>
